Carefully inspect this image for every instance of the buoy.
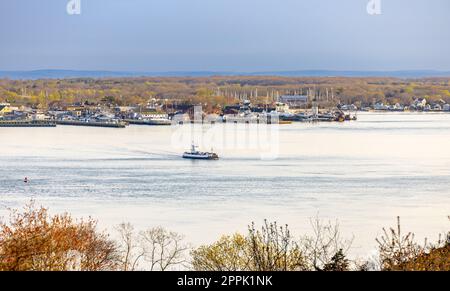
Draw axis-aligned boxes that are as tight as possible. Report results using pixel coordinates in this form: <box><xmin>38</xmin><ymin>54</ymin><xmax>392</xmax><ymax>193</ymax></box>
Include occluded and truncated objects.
<box><xmin>24</xmin><ymin>177</ymin><xmax>28</xmax><ymax>183</ymax></box>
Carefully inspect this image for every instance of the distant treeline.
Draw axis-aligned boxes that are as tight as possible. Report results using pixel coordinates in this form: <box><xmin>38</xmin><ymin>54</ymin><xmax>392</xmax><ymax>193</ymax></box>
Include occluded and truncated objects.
<box><xmin>1</xmin><ymin>76</ymin><xmax>450</xmax><ymax>109</ymax></box>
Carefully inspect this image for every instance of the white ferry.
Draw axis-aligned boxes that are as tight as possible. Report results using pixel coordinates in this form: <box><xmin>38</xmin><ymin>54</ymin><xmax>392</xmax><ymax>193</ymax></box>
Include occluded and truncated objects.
<box><xmin>182</xmin><ymin>144</ymin><xmax>219</xmax><ymax>160</ymax></box>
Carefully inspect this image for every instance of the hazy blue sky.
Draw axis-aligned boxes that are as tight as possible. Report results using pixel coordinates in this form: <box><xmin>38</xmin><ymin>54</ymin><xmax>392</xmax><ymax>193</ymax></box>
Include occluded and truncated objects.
<box><xmin>1</xmin><ymin>0</ymin><xmax>449</xmax><ymax>71</ymax></box>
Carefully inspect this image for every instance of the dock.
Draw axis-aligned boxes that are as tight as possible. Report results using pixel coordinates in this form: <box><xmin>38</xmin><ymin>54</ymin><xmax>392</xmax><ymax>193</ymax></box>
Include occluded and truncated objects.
<box><xmin>0</xmin><ymin>120</ymin><xmax>57</xmax><ymax>127</ymax></box>
<box><xmin>56</xmin><ymin>120</ymin><xmax>127</xmax><ymax>128</ymax></box>
<box><xmin>124</xmin><ymin>119</ymin><xmax>172</xmax><ymax>126</ymax></box>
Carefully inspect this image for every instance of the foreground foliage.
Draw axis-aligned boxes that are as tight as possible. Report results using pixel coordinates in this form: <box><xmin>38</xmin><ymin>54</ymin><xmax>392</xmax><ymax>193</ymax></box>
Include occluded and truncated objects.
<box><xmin>191</xmin><ymin>219</ymin><xmax>351</xmax><ymax>271</ymax></box>
<box><xmin>376</xmin><ymin>216</ymin><xmax>449</xmax><ymax>271</ymax></box>
<box><xmin>0</xmin><ymin>203</ymin><xmax>117</xmax><ymax>271</ymax></box>
<box><xmin>0</xmin><ymin>204</ymin><xmax>448</xmax><ymax>271</ymax></box>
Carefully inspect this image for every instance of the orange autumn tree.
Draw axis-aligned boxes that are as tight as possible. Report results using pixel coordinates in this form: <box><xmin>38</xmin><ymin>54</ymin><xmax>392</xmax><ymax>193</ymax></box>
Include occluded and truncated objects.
<box><xmin>0</xmin><ymin>203</ymin><xmax>118</xmax><ymax>271</ymax></box>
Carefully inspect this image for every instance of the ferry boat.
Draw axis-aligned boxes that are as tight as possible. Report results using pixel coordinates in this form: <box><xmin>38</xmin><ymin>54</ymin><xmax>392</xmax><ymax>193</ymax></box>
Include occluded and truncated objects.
<box><xmin>182</xmin><ymin>144</ymin><xmax>219</xmax><ymax>160</ymax></box>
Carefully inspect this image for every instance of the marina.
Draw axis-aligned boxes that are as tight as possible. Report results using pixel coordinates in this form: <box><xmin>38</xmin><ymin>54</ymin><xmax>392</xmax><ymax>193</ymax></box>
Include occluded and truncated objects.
<box><xmin>2</xmin><ymin>95</ymin><xmax>449</xmax><ymax>130</ymax></box>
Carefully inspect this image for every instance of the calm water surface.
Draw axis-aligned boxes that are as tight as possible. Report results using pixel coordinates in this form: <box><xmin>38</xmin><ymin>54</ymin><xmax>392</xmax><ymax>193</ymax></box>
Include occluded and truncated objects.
<box><xmin>1</xmin><ymin>112</ymin><xmax>449</xmax><ymax>257</ymax></box>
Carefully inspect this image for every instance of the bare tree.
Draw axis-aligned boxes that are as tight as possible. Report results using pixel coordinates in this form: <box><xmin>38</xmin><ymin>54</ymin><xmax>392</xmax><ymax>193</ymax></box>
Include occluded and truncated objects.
<box><xmin>115</xmin><ymin>223</ymin><xmax>189</xmax><ymax>271</ymax></box>
<box><xmin>301</xmin><ymin>216</ymin><xmax>353</xmax><ymax>271</ymax></box>
<box><xmin>115</xmin><ymin>223</ymin><xmax>144</xmax><ymax>271</ymax></box>
<box><xmin>140</xmin><ymin>227</ymin><xmax>190</xmax><ymax>271</ymax></box>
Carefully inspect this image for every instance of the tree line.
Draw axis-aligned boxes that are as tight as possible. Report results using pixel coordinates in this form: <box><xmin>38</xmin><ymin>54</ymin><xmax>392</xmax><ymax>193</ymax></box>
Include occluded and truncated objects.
<box><xmin>1</xmin><ymin>77</ymin><xmax>450</xmax><ymax>110</ymax></box>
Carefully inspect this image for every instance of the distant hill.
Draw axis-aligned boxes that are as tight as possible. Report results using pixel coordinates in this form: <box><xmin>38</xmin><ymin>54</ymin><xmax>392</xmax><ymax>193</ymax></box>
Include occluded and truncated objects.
<box><xmin>1</xmin><ymin>69</ymin><xmax>450</xmax><ymax>80</ymax></box>
<box><xmin>252</xmin><ymin>70</ymin><xmax>450</xmax><ymax>78</ymax></box>
<box><xmin>0</xmin><ymin>70</ymin><xmax>140</xmax><ymax>79</ymax></box>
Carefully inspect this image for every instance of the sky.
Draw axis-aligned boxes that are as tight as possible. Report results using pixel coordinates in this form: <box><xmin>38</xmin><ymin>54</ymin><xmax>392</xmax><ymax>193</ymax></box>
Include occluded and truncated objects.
<box><xmin>0</xmin><ymin>0</ymin><xmax>449</xmax><ymax>72</ymax></box>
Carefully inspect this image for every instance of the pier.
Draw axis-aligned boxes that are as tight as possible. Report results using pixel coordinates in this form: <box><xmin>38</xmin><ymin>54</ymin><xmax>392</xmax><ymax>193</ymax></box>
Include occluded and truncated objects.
<box><xmin>56</xmin><ymin>120</ymin><xmax>127</xmax><ymax>128</ymax></box>
<box><xmin>0</xmin><ymin>120</ymin><xmax>56</xmax><ymax>127</ymax></box>
<box><xmin>124</xmin><ymin>119</ymin><xmax>172</xmax><ymax>126</ymax></box>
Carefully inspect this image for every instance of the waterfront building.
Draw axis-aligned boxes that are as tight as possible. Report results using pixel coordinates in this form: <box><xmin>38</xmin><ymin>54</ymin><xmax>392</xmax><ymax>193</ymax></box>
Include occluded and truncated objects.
<box><xmin>374</xmin><ymin>102</ymin><xmax>389</xmax><ymax>110</ymax></box>
<box><xmin>31</xmin><ymin>112</ymin><xmax>51</xmax><ymax>120</ymax></box>
<box><xmin>275</xmin><ymin>102</ymin><xmax>290</xmax><ymax>113</ymax></box>
<box><xmin>240</xmin><ymin>100</ymin><xmax>252</xmax><ymax>113</ymax></box>
<box><xmin>139</xmin><ymin>112</ymin><xmax>170</xmax><ymax>120</ymax></box>
<box><xmin>0</xmin><ymin>104</ymin><xmax>22</xmax><ymax>119</ymax></box>
<box><xmin>0</xmin><ymin>103</ymin><xmax>12</xmax><ymax>116</ymax></box>
<box><xmin>340</xmin><ymin>104</ymin><xmax>358</xmax><ymax>111</ymax></box>
<box><xmin>413</xmin><ymin>98</ymin><xmax>427</xmax><ymax>109</ymax></box>
<box><xmin>65</xmin><ymin>105</ymin><xmax>85</xmax><ymax>117</ymax></box>
<box><xmin>114</xmin><ymin>106</ymin><xmax>137</xmax><ymax>113</ymax></box>
<box><xmin>279</xmin><ymin>95</ymin><xmax>308</xmax><ymax>108</ymax></box>
<box><xmin>223</xmin><ymin>104</ymin><xmax>240</xmax><ymax>115</ymax></box>
<box><xmin>385</xmin><ymin>103</ymin><xmax>405</xmax><ymax>111</ymax></box>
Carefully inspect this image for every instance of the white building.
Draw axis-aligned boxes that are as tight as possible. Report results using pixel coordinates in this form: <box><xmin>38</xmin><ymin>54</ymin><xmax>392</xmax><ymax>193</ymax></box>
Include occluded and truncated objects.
<box><xmin>275</xmin><ymin>102</ymin><xmax>290</xmax><ymax>113</ymax></box>
<box><xmin>374</xmin><ymin>103</ymin><xmax>389</xmax><ymax>110</ymax></box>
<box><xmin>413</xmin><ymin>98</ymin><xmax>427</xmax><ymax>108</ymax></box>
<box><xmin>340</xmin><ymin>104</ymin><xmax>358</xmax><ymax>111</ymax></box>
<box><xmin>433</xmin><ymin>104</ymin><xmax>442</xmax><ymax>111</ymax></box>
<box><xmin>279</xmin><ymin>95</ymin><xmax>308</xmax><ymax>108</ymax></box>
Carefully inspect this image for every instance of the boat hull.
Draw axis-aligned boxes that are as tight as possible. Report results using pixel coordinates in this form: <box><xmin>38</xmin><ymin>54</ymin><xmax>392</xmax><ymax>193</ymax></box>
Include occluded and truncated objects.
<box><xmin>182</xmin><ymin>153</ymin><xmax>219</xmax><ymax>160</ymax></box>
<box><xmin>125</xmin><ymin>119</ymin><xmax>172</xmax><ymax>126</ymax></box>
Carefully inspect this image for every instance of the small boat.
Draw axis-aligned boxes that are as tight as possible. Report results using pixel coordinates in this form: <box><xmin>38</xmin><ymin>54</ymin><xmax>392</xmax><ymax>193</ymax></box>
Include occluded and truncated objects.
<box><xmin>182</xmin><ymin>144</ymin><xmax>219</xmax><ymax>160</ymax></box>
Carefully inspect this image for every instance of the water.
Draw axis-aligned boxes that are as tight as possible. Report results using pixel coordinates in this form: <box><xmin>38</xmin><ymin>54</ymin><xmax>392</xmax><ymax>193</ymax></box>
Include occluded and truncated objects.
<box><xmin>1</xmin><ymin>112</ymin><xmax>449</xmax><ymax>258</ymax></box>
